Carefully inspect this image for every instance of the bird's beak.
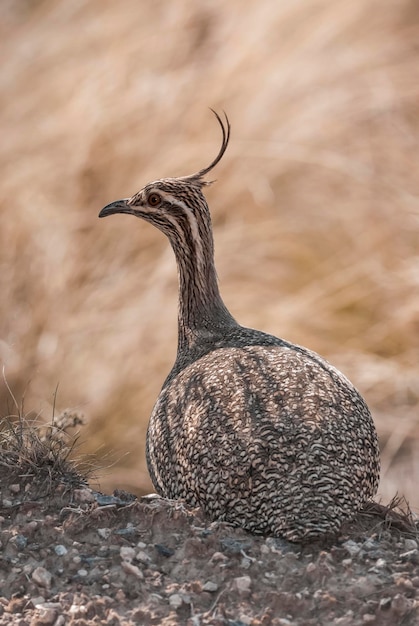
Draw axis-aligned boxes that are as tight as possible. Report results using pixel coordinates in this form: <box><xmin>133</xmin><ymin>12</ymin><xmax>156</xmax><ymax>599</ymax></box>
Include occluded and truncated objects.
<box><xmin>98</xmin><ymin>199</ymin><xmax>132</xmax><ymax>218</ymax></box>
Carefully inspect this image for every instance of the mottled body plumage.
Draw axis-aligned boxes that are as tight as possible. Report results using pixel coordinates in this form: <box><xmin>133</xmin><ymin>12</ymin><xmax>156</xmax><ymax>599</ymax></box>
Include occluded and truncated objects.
<box><xmin>99</xmin><ymin>112</ymin><xmax>380</xmax><ymax>541</ymax></box>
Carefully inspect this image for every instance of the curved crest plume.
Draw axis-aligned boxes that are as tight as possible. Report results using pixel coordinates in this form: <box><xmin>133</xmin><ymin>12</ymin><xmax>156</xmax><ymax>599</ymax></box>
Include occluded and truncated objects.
<box><xmin>182</xmin><ymin>110</ymin><xmax>230</xmax><ymax>185</ymax></box>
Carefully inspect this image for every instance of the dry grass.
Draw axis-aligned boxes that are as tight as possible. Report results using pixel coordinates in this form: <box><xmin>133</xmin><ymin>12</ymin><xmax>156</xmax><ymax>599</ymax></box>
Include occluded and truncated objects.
<box><xmin>0</xmin><ymin>1</ymin><xmax>418</xmax><ymax>503</ymax></box>
<box><xmin>0</xmin><ymin>399</ymin><xmax>87</xmax><ymax>494</ymax></box>
<box><xmin>356</xmin><ymin>495</ymin><xmax>419</xmax><ymax>539</ymax></box>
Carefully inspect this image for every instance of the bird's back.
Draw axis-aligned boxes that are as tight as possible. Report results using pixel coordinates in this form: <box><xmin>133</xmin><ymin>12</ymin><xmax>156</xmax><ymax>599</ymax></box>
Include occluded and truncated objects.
<box><xmin>146</xmin><ymin>328</ymin><xmax>380</xmax><ymax>541</ymax></box>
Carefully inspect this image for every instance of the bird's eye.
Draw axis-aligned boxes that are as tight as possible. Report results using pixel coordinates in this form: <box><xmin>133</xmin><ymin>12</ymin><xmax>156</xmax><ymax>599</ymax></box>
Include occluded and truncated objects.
<box><xmin>148</xmin><ymin>193</ymin><xmax>162</xmax><ymax>207</ymax></box>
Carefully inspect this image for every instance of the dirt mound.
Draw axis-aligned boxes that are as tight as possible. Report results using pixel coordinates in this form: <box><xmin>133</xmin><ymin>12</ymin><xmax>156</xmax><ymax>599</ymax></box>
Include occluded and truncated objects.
<box><xmin>1</xmin><ymin>418</ymin><xmax>418</xmax><ymax>625</ymax></box>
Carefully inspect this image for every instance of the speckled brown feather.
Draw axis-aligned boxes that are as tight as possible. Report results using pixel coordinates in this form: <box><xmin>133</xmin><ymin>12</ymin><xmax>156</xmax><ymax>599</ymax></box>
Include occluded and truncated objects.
<box><xmin>99</xmin><ymin>112</ymin><xmax>380</xmax><ymax>542</ymax></box>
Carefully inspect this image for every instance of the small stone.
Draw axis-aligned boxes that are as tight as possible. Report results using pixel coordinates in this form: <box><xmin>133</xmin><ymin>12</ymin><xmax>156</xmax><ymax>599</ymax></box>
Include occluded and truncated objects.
<box><xmin>362</xmin><ymin>615</ymin><xmax>375</xmax><ymax>623</ymax></box>
<box><xmin>73</xmin><ymin>488</ymin><xmax>95</xmax><ymax>503</ymax></box>
<box><xmin>342</xmin><ymin>540</ymin><xmax>361</xmax><ymax>557</ymax></box>
<box><xmin>121</xmin><ymin>561</ymin><xmax>144</xmax><ymax>579</ymax></box>
<box><xmin>77</xmin><ymin>569</ymin><xmax>88</xmax><ymax>577</ymax></box>
<box><xmin>97</xmin><ymin>528</ymin><xmax>112</xmax><ymax>539</ymax></box>
<box><xmin>69</xmin><ymin>604</ymin><xmax>87</xmax><ymax>616</ymax></box>
<box><xmin>233</xmin><ymin>575</ymin><xmax>251</xmax><ymax>593</ymax></box>
<box><xmin>180</xmin><ymin>593</ymin><xmax>191</xmax><ymax>604</ymax></box>
<box><xmin>9</xmin><ymin>484</ymin><xmax>20</xmax><ymax>494</ymax></box>
<box><xmin>120</xmin><ymin>547</ymin><xmax>136</xmax><ymax>562</ymax></box>
<box><xmin>137</xmin><ymin>541</ymin><xmax>147</xmax><ymax>549</ymax></box>
<box><xmin>32</xmin><ymin>597</ymin><xmax>46</xmax><ymax>607</ymax></box>
<box><xmin>54</xmin><ymin>545</ymin><xmax>68</xmax><ymax>556</ymax></box>
<box><xmin>13</xmin><ymin>534</ymin><xmax>28</xmax><ymax>550</ymax></box>
<box><xmin>202</xmin><ymin>581</ymin><xmax>218</xmax><ymax>592</ymax></box>
<box><xmin>240</xmin><ymin>556</ymin><xmax>251</xmax><ymax>569</ymax></box>
<box><xmin>154</xmin><ymin>543</ymin><xmax>174</xmax><ymax>557</ymax></box>
<box><xmin>136</xmin><ymin>550</ymin><xmax>151</xmax><ymax>564</ymax></box>
<box><xmin>400</xmin><ymin>549</ymin><xmax>419</xmax><ymax>563</ymax></box>
<box><xmin>404</xmin><ymin>539</ymin><xmax>418</xmax><ymax>551</ymax></box>
<box><xmin>379</xmin><ymin>597</ymin><xmax>392</xmax><ymax>610</ymax></box>
<box><xmin>220</xmin><ymin>538</ymin><xmax>251</xmax><ymax>554</ymax></box>
<box><xmin>391</xmin><ymin>594</ymin><xmax>411</xmax><ymax>616</ymax></box>
<box><xmin>169</xmin><ymin>593</ymin><xmax>183</xmax><ymax>609</ymax></box>
<box><xmin>32</xmin><ymin>608</ymin><xmax>57</xmax><ymax>625</ymax></box>
<box><xmin>32</xmin><ymin>567</ymin><xmax>52</xmax><ymax>589</ymax></box>
<box><xmin>342</xmin><ymin>558</ymin><xmax>352</xmax><ymax>567</ymax></box>
<box><xmin>375</xmin><ymin>558</ymin><xmax>386</xmax><ymax>568</ymax></box>
<box><xmin>237</xmin><ymin>615</ymin><xmax>253</xmax><ymax>625</ymax></box>
<box><xmin>2</xmin><ymin>499</ymin><xmax>13</xmax><ymax>508</ymax></box>
<box><xmin>210</xmin><ymin>551</ymin><xmax>228</xmax><ymax>563</ymax></box>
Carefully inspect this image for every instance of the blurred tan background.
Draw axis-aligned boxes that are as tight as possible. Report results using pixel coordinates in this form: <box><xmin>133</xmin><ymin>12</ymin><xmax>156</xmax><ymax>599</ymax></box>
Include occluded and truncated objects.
<box><xmin>1</xmin><ymin>0</ymin><xmax>418</xmax><ymax>507</ymax></box>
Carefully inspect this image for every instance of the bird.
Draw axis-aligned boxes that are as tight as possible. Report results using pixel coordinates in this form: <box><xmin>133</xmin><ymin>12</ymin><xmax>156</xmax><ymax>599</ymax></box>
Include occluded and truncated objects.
<box><xmin>99</xmin><ymin>111</ymin><xmax>380</xmax><ymax>542</ymax></box>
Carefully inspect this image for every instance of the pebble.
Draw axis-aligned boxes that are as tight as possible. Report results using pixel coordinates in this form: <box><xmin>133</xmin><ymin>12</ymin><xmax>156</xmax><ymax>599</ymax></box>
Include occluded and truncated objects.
<box><xmin>54</xmin><ymin>545</ymin><xmax>68</xmax><ymax>556</ymax></box>
<box><xmin>220</xmin><ymin>538</ymin><xmax>251</xmax><ymax>554</ymax></box>
<box><xmin>237</xmin><ymin>615</ymin><xmax>253</xmax><ymax>625</ymax></box>
<box><xmin>342</xmin><ymin>540</ymin><xmax>361</xmax><ymax>557</ymax></box>
<box><xmin>136</xmin><ymin>550</ymin><xmax>151</xmax><ymax>564</ymax></box>
<box><xmin>379</xmin><ymin>597</ymin><xmax>392</xmax><ymax>610</ymax></box>
<box><xmin>391</xmin><ymin>594</ymin><xmax>411</xmax><ymax>616</ymax></box>
<box><xmin>120</xmin><ymin>547</ymin><xmax>136</xmax><ymax>562</ymax></box>
<box><xmin>210</xmin><ymin>551</ymin><xmax>228</xmax><ymax>563</ymax></box>
<box><xmin>240</xmin><ymin>556</ymin><xmax>252</xmax><ymax>569</ymax></box>
<box><xmin>400</xmin><ymin>549</ymin><xmax>419</xmax><ymax>563</ymax></box>
<box><xmin>202</xmin><ymin>581</ymin><xmax>218</xmax><ymax>592</ymax></box>
<box><xmin>73</xmin><ymin>488</ymin><xmax>95</xmax><ymax>503</ymax></box>
<box><xmin>97</xmin><ymin>528</ymin><xmax>112</xmax><ymax>539</ymax></box>
<box><xmin>121</xmin><ymin>561</ymin><xmax>144</xmax><ymax>579</ymax></box>
<box><xmin>32</xmin><ymin>567</ymin><xmax>52</xmax><ymax>589</ymax></box>
<box><xmin>154</xmin><ymin>544</ymin><xmax>175</xmax><ymax>557</ymax></box>
<box><xmin>233</xmin><ymin>576</ymin><xmax>251</xmax><ymax>593</ymax></box>
<box><xmin>33</xmin><ymin>607</ymin><xmax>57</xmax><ymax>625</ymax></box>
<box><xmin>404</xmin><ymin>539</ymin><xmax>418</xmax><ymax>551</ymax></box>
<box><xmin>69</xmin><ymin>604</ymin><xmax>87</xmax><ymax>616</ymax></box>
<box><xmin>13</xmin><ymin>534</ymin><xmax>28</xmax><ymax>550</ymax></box>
<box><xmin>169</xmin><ymin>593</ymin><xmax>183</xmax><ymax>609</ymax></box>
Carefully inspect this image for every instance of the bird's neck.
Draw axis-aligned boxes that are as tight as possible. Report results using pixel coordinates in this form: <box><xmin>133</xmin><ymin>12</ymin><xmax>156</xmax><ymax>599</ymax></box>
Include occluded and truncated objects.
<box><xmin>170</xmin><ymin>226</ymin><xmax>237</xmax><ymax>353</ymax></box>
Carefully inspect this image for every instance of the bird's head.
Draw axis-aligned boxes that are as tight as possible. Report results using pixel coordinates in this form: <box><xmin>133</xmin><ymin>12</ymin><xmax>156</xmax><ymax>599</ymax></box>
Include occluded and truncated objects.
<box><xmin>98</xmin><ymin>111</ymin><xmax>230</xmax><ymax>237</ymax></box>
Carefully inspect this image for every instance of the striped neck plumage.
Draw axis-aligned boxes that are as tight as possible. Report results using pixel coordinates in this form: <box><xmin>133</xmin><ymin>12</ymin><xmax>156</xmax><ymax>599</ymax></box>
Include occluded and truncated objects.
<box><xmin>166</xmin><ymin>200</ymin><xmax>237</xmax><ymax>353</ymax></box>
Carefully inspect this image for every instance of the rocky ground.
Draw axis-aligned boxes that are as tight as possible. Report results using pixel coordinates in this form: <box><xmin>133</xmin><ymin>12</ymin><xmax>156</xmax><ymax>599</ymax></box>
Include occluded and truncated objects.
<box><xmin>1</xmin><ymin>418</ymin><xmax>419</xmax><ymax>626</ymax></box>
